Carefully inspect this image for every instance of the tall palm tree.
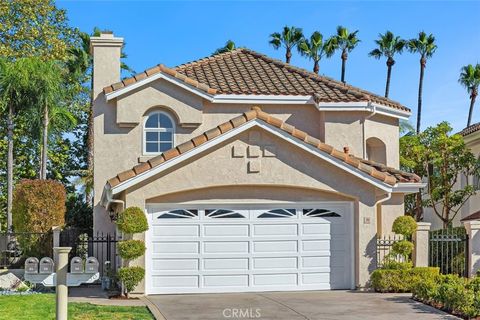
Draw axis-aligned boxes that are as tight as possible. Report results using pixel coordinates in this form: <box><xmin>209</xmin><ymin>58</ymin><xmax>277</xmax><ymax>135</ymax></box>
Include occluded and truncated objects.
<box><xmin>334</xmin><ymin>26</ymin><xmax>360</xmax><ymax>83</ymax></box>
<box><xmin>269</xmin><ymin>26</ymin><xmax>304</xmax><ymax>64</ymax></box>
<box><xmin>408</xmin><ymin>31</ymin><xmax>437</xmax><ymax>133</ymax></box>
<box><xmin>369</xmin><ymin>31</ymin><xmax>406</xmax><ymax>98</ymax></box>
<box><xmin>459</xmin><ymin>64</ymin><xmax>480</xmax><ymax>127</ymax></box>
<box><xmin>0</xmin><ymin>58</ymin><xmax>36</xmax><ymax>231</ymax></box>
<box><xmin>213</xmin><ymin>40</ymin><xmax>236</xmax><ymax>55</ymax></box>
<box><xmin>298</xmin><ymin>32</ymin><xmax>337</xmax><ymax>74</ymax></box>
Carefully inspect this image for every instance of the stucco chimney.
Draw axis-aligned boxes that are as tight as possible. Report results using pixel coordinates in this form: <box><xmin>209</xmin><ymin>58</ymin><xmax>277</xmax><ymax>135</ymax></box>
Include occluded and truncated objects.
<box><xmin>90</xmin><ymin>32</ymin><xmax>124</xmax><ymax>99</ymax></box>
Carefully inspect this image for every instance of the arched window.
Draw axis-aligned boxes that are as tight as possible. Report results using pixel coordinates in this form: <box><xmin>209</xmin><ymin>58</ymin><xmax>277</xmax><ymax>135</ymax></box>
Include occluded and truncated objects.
<box><xmin>366</xmin><ymin>137</ymin><xmax>387</xmax><ymax>164</ymax></box>
<box><xmin>144</xmin><ymin>112</ymin><xmax>174</xmax><ymax>154</ymax></box>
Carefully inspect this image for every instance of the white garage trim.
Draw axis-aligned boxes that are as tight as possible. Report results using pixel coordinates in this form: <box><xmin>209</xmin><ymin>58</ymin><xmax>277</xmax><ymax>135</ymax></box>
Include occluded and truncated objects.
<box><xmin>145</xmin><ymin>201</ymin><xmax>354</xmax><ymax>295</ymax></box>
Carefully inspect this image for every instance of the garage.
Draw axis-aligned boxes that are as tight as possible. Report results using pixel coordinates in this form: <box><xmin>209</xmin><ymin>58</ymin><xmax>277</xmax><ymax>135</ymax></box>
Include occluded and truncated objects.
<box><xmin>145</xmin><ymin>202</ymin><xmax>354</xmax><ymax>294</ymax></box>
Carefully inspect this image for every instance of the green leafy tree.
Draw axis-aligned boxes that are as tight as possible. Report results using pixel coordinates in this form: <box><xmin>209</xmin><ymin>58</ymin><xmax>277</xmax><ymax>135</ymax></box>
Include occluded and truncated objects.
<box><xmin>334</xmin><ymin>26</ymin><xmax>360</xmax><ymax>83</ymax></box>
<box><xmin>269</xmin><ymin>26</ymin><xmax>304</xmax><ymax>64</ymax></box>
<box><xmin>369</xmin><ymin>31</ymin><xmax>406</xmax><ymax>98</ymax></box>
<box><xmin>213</xmin><ymin>40</ymin><xmax>236</xmax><ymax>55</ymax></box>
<box><xmin>408</xmin><ymin>32</ymin><xmax>437</xmax><ymax>133</ymax></box>
<box><xmin>401</xmin><ymin>122</ymin><xmax>480</xmax><ymax>227</ymax></box>
<box><xmin>459</xmin><ymin>64</ymin><xmax>480</xmax><ymax>127</ymax></box>
<box><xmin>298</xmin><ymin>31</ymin><xmax>336</xmax><ymax>74</ymax></box>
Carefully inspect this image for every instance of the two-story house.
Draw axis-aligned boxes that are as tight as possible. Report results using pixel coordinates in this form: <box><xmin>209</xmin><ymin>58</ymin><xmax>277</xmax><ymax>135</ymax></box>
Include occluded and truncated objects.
<box><xmin>91</xmin><ymin>33</ymin><xmax>423</xmax><ymax>295</ymax></box>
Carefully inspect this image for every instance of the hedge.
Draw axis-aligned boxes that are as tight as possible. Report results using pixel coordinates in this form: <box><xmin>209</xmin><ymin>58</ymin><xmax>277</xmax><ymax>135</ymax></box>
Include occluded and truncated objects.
<box><xmin>116</xmin><ymin>207</ymin><xmax>148</xmax><ymax>234</ymax></box>
<box><xmin>118</xmin><ymin>240</ymin><xmax>146</xmax><ymax>260</ymax></box>
<box><xmin>371</xmin><ymin>267</ymin><xmax>440</xmax><ymax>293</ymax></box>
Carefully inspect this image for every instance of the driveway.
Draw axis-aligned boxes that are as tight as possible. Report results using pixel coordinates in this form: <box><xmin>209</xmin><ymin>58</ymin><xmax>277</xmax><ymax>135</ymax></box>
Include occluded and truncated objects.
<box><xmin>146</xmin><ymin>291</ymin><xmax>458</xmax><ymax>320</ymax></box>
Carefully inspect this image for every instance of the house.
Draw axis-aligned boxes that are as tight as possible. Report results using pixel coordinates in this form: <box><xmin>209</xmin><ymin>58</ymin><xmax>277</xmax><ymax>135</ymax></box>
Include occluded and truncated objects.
<box><xmin>90</xmin><ymin>33</ymin><xmax>423</xmax><ymax>295</ymax></box>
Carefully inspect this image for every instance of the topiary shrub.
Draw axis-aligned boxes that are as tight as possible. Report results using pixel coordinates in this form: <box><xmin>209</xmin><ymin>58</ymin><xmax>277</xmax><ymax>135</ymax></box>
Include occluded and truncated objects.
<box><xmin>392</xmin><ymin>240</ymin><xmax>414</xmax><ymax>261</ymax></box>
<box><xmin>392</xmin><ymin>215</ymin><xmax>417</xmax><ymax>238</ymax></box>
<box><xmin>118</xmin><ymin>240</ymin><xmax>146</xmax><ymax>260</ymax></box>
<box><xmin>118</xmin><ymin>266</ymin><xmax>145</xmax><ymax>295</ymax></box>
<box><xmin>116</xmin><ymin>207</ymin><xmax>148</xmax><ymax>234</ymax></box>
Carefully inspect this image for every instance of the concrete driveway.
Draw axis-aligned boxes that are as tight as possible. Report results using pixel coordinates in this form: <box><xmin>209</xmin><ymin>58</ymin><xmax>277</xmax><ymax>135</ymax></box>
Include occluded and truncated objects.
<box><xmin>146</xmin><ymin>291</ymin><xmax>458</xmax><ymax>320</ymax></box>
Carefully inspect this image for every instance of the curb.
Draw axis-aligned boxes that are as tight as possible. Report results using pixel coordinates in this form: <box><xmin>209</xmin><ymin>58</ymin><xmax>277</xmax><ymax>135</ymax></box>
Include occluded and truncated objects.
<box><xmin>140</xmin><ymin>296</ymin><xmax>167</xmax><ymax>320</ymax></box>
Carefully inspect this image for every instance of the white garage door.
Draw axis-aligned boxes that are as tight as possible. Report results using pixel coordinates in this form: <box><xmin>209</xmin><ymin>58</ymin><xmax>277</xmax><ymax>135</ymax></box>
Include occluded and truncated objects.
<box><xmin>145</xmin><ymin>202</ymin><xmax>354</xmax><ymax>294</ymax></box>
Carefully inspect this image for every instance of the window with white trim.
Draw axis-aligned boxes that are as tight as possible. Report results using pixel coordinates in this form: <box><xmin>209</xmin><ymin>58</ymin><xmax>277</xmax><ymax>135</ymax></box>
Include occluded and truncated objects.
<box><xmin>144</xmin><ymin>112</ymin><xmax>174</xmax><ymax>154</ymax></box>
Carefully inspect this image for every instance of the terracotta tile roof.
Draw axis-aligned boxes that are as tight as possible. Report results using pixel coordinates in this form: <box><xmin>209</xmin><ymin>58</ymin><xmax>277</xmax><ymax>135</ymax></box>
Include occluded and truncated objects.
<box><xmin>103</xmin><ymin>48</ymin><xmax>409</xmax><ymax>113</ymax></box>
<box><xmin>107</xmin><ymin>107</ymin><xmax>420</xmax><ymax>189</ymax></box>
<box><xmin>461</xmin><ymin>210</ymin><xmax>480</xmax><ymax>222</ymax></box>
<box><xmin>459</xmin><ymin>122</ymin><xmax>480</xmax><ymax>136</ymax></box>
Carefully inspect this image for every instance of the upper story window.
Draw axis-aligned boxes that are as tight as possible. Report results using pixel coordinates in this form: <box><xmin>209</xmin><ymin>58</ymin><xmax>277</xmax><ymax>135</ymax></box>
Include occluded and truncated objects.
<box><xmin>144</xmin><ymin>111</ymin><xmax>174</xmax><ymax>154</ymax></box>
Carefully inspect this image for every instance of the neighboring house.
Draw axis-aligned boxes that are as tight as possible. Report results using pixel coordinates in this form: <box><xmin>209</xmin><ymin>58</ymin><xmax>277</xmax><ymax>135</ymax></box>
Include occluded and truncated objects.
<box><xmin>424</xmin><ymin>124</ymin><xmax>480</xmax><ymax>230</ymax></box>
<box><xmin>90</xmin><ymin>33</ymin><xmax>423</xmax><ymax>295</ymax></box>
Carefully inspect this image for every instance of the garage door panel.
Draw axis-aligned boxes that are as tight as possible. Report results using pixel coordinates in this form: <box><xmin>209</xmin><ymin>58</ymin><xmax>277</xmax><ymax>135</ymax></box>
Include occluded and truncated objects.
<box><xmin>302</xmin><ymin>256</ymin><xmax>330</xmax><ymax>268</ymax></box>
<box><xmin>204</xmin><ymin>275</ymin><xmax>248</xmax><ymax>287</ymax></box>
<box><xmin>302</xmin><ymin>240</ymin><xmax>330</xmax><ymax>252</ymax></box>
<box><xmin>302</xmin><ymin>272</ymin><xmax>330</xmax><ymax>285</ymax></box>
<box><xmin>204</xmin><ymin>241</ymin><xmax>249</xmax><ymax>253</ymax></box>
<box><xmin>253</xmin><ymin>273</ymin><xmax>297</xmax><ymax>286</ymax></box>
<box><xmin>253</xmin><ymin>224</ymin><xmax>297</xmax><ymax>236</ymax></box>
<box><xmin>253</xmin><ymin>241</ymin><xmax>297</xmax><ymax>253</ymax></box>
<box><xmin>152</xmin><ymin>258</ymin><xmax>199</xmax><ymax>271</ymax></box>
<box><xmin>253</xmin><ymin>257</ymin><xmax>297</xmax><ymax>269</ymax></box>
<box><xmin>153</xmin><ymin>225</ymin><xmax>199</xmax><ymax>237</ymax></box>
<box><xmin>203</xmin><ymin>258</ymin><xmax>249</xmax><ymax>270</ymax></box>
<box><xmin>302</xmin><ymin>223</ymin><xmax>330</xmax><ymax>235</ymax></box>
<box><xmin>153</xmin><ymin>241</ymin><xmax>199</xmax><ymax>254</ymax></box>
<box><xmin>152</xmin><ymin>275</ymin><xmax>199</xmax><ymax>288</ymax></box>
<box><xmin>203</xmin><ymin>224</ymin><xmax>249</xmax><ymax>237</ymax></box>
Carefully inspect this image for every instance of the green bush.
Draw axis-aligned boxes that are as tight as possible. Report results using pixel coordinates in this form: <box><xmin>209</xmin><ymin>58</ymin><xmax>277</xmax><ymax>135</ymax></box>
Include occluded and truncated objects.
<box><xmin>381</xmin><ymin>261</ymin><xmax>413</xmax><ymax>270</ymax></box>
<box><xmin>118</xmin><ymin>266</ymin><xmax>145</xmax><ymax>294</ymax></box>
<box><xmin>392</xmin><ymin>240</ymin><xmax>414</xmax><ymax>260</ymax></box>
<box><xmin>392</xmin><ymin>215</ymin><xmax>417</xmax><ymax>238</ymax></box>
<box><xmin>118</xmin><ymin>240</ymin><xmax>146</xmax><ymax>260</ymax></box>
<box><xmin>371</xmin><ymin>267</ymin><xmax>439</xmax><ymax>293</ymax></box>
<box><xmin>116</xmin><ymin>207</ymin><xmax>148</xmax><ymax>234</ymax></box>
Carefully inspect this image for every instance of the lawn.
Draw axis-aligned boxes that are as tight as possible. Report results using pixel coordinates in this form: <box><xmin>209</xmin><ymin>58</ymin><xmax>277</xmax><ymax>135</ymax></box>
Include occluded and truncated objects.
<box><xmin>0</xmin><ymin>294</ymin><xmax>154</xmax><ymax>320</ymax></box>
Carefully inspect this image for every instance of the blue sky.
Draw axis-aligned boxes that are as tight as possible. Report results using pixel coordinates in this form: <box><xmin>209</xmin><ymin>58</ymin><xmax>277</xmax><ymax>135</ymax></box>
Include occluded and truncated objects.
<box><xmin>58</xmin><ymin>0</ymin><xmax>480</xmax><ymax>132</ymax></box>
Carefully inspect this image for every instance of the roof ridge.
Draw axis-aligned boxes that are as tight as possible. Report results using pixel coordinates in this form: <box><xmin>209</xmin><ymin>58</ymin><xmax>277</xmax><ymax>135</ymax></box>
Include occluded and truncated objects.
<box><xmin>107</xmin><ymin>106</ymin><xmax>419</xmax><ymax>189</ymax></box>
<box><xmin>174</xmin><ymin>48</ymin><xmax>244</xmax><ymax>69</ymax></box>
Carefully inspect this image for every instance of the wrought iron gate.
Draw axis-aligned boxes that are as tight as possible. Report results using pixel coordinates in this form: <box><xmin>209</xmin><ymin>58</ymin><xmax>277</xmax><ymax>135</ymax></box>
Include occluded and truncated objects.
<box><xmin>429</xmin><ymin>228</ymin><xmax>468</xmax><ymax>277</ymax></box>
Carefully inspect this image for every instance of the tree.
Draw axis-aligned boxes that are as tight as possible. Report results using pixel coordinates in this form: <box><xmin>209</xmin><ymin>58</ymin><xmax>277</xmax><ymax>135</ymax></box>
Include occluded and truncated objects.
<box><xmin>408</xmin><ymin>32</ymin><xmax>437</xmax><ymax>133</ymax></box>
<box><xmin>298</xmin><ymin>31</ymin><xmax>336</xmax><ymax>74</ymax></box>
<box><xmin>269</xmin><ymin>26</ymin><xmax>304</xmax><ymax>64</ymax></box>
<box><xmin>401</xmin><ymin>122</ymin><xmax>480</xmax><ymax>228</ymax></box>
<box><xmin>0</xmin><ymin>0</ymin><xmax>75</xmax><ymax>60</ymax></box>
<box><xmin>213</xmin><ymin>40</ymin><xmax>236</xmax><ymax>55</ymax></box>
<box><xmin>459</xmin><ymin>64</ymin><xmax>480</xmax><ymax>127</ymax></box>
<box><xmin>334</xmin><ymin>26</ymin><xmax>360</xmax><ymax>83</ymax></box>
<box><xmin>369</xmin><ymin>31</ymin><xmax>406</xmax><ymax>98</ymax></box>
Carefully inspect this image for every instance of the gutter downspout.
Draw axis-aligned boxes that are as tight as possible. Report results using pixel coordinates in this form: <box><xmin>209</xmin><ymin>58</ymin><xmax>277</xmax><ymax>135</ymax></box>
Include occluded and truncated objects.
<box><xmin>375</xmin><ymin>192</ymin><xmax>392</xmax><ymax>236</ymax></box>
<box><xmin>362</xmin><ymin>102</ymin><xmax>376</xmax><ymax>159</ymax></box>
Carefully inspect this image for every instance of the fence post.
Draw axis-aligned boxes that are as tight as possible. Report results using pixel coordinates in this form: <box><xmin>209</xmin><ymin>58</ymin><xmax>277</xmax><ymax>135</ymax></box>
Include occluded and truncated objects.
<box><xmin>463</xmin><ymin>220</ymin><xmax>480</xmax><ymax>277</ymax></box>
<box><xmin>413</xmin><ymin>222</ymin><xmax>431</xmax><ymax>267</ymax></box>
<box><xmin>52</xmin><ymin>226</ymin><xmax>61</xmax><ymax>264</ymax></box>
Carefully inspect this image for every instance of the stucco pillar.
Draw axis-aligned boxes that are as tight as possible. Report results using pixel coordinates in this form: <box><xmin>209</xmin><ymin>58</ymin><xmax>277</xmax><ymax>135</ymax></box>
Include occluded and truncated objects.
<box><xmin>463</xmin><ymin>220</ymin><xmax>480</xmax><ymax>277</ymax></box>
<box><xmin>413</xmin><ymin>222</ymin><xmax>431</xmax><ymax>267</ymax></box>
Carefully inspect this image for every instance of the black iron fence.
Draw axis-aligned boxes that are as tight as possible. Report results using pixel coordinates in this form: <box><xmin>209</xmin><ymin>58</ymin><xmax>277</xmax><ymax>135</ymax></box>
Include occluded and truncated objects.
<box><xmin>60</xmin><ymin>229</ymin><xmax>118</xmax><ymax>277</ymax></box>
<box><xmin>0</xmin><ymin>232</ymin><xmax>53</xmax><ymax>269</ymax></box>
<box><xmin>429</xmin><ymin>227</ymin><xmax>468</xmax><ymax>277</ymax></box>
<box><xmin>376</xmin><ymin>234</ymin><xmax>404</xmax><ymax>268</ymax></box>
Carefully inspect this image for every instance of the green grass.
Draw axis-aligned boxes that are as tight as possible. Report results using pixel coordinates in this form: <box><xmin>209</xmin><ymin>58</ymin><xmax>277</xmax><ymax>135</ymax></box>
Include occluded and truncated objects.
<box><xmin>0</xmin><ymin>294</ymin><xmax>154</xmax><ymax>320</ymax></box>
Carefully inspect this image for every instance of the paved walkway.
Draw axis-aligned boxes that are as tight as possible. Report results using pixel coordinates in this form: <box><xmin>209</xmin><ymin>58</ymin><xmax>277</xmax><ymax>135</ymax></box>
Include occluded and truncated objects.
<box><xmin>146</xmin><ymin>291</ymin><xmax>459</xmax><ymax>320</ymax></box>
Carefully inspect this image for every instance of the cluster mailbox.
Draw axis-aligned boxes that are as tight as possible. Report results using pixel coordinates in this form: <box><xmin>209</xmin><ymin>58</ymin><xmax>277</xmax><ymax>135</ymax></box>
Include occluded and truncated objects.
<box><xmin>25</xmin><ymin>257</ymin><xmax>39</xmax><ymax>274</ymax></box>
<box><xmin>70</xmin><ymin>257</ymin><xmax>83</xmax><ymax>273</ymax></box>
<box><xmin>85</xmin><ymin>257</ymin><xmax>99</xmax><ymax>274</ymax></box>
<box><xmin>39</xmin><ymin>257</ymin><xmax>54</xmax><ymax>274</ymax></box>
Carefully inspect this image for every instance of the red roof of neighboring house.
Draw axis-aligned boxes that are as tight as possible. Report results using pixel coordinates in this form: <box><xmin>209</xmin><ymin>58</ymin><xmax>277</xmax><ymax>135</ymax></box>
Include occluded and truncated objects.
<box><xmin>461</xmin><ymin>210</ymin><xmax>480</xmax><ymax>222</ymax></box>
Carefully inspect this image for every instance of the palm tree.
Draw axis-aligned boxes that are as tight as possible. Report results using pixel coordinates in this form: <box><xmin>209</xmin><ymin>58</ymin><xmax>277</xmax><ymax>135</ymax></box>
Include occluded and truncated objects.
<box><xmin>459</xmin><ymin>64</ymin><xmax>480</xmax><ymax>127</ymax></box>
<box><xmin>213</xmin><ymin>40</ymin><xmax>236</xmax><ymax>55</ymax></box>
<box><xmin>298</xmin><ymin>32</ymin><xmax>337</xmax><ymax>74</ymax></box>
<box><xmin>408</xmin><ymin>31</ymin><xmax>437</xmax><ymax>133</ymax></box>
<box><xmin>369</xmin><ymin>31</ymin><xmax>406</xmax><ymax>98</ymax></box>
<box><xmin>0</xmin><ymin>58</ymin><xmax>36</xmax><ymax>231</ymax></box>
<box><xmin>334</xmin><ymin>26</ymin><xmax>360</xmax><ymax>83</ymax></box>
<box><xmin>269</xmin><ymin>26</ymin><xmax>304</xmax><ymax>64</ymax></box>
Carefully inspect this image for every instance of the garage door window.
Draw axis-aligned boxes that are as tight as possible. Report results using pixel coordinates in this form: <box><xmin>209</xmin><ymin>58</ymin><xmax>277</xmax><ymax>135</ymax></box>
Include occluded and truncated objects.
<box><xmin>303</xmin><ymin>209</ymin><xmax>341</xmax><ymax>218</ymax></box>
<box><xmin>205</xmin><ymin>209</ymin><xmax>245</xmax><ymax>218</ymax></box>
<box><xmin>258</xmin><ymin>208</ymin><xmax>296</xmax><ymax>218</ymax></box>
<box><xmin>158</xmin><ymin>209</ymin><xmax>198</xmax><ymax>219</ymax></box>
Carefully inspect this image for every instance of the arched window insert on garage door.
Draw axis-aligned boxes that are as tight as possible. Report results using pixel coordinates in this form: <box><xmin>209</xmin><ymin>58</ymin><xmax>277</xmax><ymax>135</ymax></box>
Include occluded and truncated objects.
<box><xmin>205</xmin><ymin>209</ymin><xmax>245</xmax><ymax>218</ymax></box>
<box><xmin>158</xmin><ymin>209</ymin><xmax>198</xmax><ymax>219</ymax></box>
<box><xmin>258</xmin><ymin>209</ymin><xmax>296</xmax><ymax>218</ymax></box>
<box><xmin>303</xmin><ymin>209</ymin><xmax>341</xmax><ymax>217</ymax></box>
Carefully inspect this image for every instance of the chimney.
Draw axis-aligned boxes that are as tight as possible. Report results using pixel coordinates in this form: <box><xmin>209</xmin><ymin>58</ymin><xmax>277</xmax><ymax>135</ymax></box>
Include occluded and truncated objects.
<box><xmin>90</xmin><ymin>32</ymin><xmax>124</xmax><ymax>99</ymax></box>
<box><xmin>343</xmin><ymin>146</ymin><xmax>350</xmax><ymax>154</ymax></box>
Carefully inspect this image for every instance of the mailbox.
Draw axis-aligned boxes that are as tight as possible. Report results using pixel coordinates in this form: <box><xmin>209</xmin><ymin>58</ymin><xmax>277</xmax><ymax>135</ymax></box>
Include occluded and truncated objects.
<box><xmin>39</xmin><ymin>257</ymin><xmax>54</xmax><ymax>274</ymax></box>
<box><xmin>85</xmin><ymin>257</ymin><xmax>99</xmax><ymax>273</ymax></box>
<box><xmin>70</xmin><ymin>257</ymin><xmax>84</xmax><ymax>273</ymax></box>
<box><xmin>25</xmin><ymin>257</ymin><xmax>39</xmax><ymax>274</ymax></box>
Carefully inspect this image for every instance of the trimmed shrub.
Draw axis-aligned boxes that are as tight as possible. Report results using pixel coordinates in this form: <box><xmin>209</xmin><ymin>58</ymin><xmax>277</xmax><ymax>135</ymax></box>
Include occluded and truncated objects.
<box><xmin>392</xmin><ymin>240</ymin><xmax>414</xmax><ymax>260</ymax></box>
<box><xmin>382</xmin><ymin>261</ymin><xmax>413</xmax><ymax>270</ymax></box>
<box><xmin>118</xmin><ymin>240</ymin><xmax>146</xmax><ymax>260</ymax></box>
<box><xmin>118</xmin><ymin>266</ymin><xmax>145</xmax><ymax>294</ymax></box>
<box><xmin>13</xmin><ymin>179</ymin><xmax>66</xmax><ymax>232</ymax></box>
<box><xmin>371</xmin><ymin>267</ymin><xmax>439</xmax><ymax>293</ymax></box>
<box><xmin>392</xmin><ymin>215</ymin><xmax>417</xmax><ymax>238</ymax></box>
<box><xmin>116</xmin><ymin>207</ymin><xmax>148</xmax><ymax>234</ymax></box>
